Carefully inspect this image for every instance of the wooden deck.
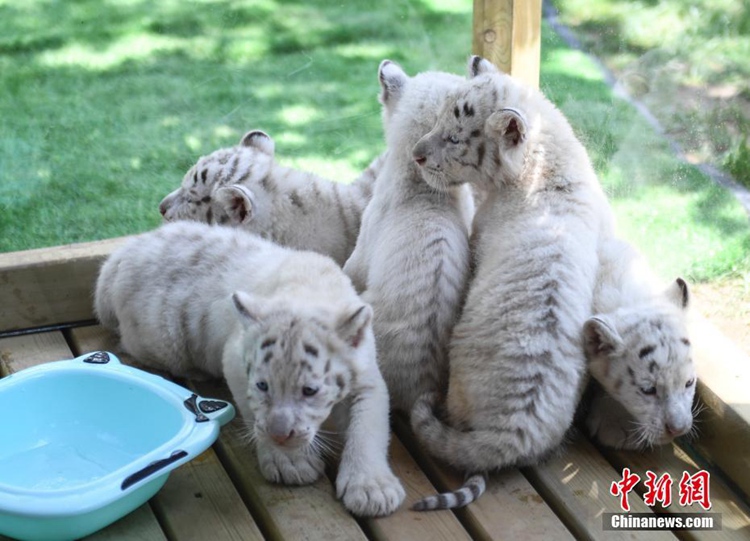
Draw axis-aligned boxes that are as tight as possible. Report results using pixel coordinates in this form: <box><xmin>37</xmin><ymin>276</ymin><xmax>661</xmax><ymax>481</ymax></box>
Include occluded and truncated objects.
<box><xmin>1</xmin><ymin>239</ymin><xmax>750</xmax><ymax>540</ymax></box>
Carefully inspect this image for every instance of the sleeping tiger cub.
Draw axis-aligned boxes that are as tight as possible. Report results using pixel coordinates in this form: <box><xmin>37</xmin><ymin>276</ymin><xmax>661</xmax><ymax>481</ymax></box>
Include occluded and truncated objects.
<box><xmin>159</xmin><ymin>131</ymin><xmax>384</xmax><ymax>266</ymax></box>
<box><xmin>409</xmin><ymin>56</ymin><xmax>615</xmax><ymax>511</ymax></box>
<box><xmin>584</xmin><ymin>237</ymin><xmax>696</xmax><ymax>450</ymax></box>
<box><xmin>94</xmin><ymin>221</ymin><xmax>405</xmax><ymax>517</ymax></box>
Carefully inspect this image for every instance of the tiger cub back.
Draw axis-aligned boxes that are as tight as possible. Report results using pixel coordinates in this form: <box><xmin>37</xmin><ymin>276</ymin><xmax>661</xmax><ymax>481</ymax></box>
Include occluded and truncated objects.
<box><xmin>159</xmin><ymin>131</ymin><xmax>383</xmax><ymax>266</ymax></box>
<box><xmin>409</xmin><ymin>56</ymin><xmax>614</xmax><ymax>510</ymax></box>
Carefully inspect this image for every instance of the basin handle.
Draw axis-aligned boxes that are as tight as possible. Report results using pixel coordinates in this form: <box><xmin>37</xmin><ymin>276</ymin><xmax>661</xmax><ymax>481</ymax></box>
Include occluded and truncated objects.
<box><xmin>121</xmin><ymin>450</ymin><xmax>188</xmax><ymax>491</ymax></box>
<box><xmin>184</xmin><ymin>393</ymin><xmax>235</xmax><ymax>426</ymax></box>
<box><xmin>81</xmin><ymin>351</ymin><xmax>117</xmax><ymax>365</ymax></box>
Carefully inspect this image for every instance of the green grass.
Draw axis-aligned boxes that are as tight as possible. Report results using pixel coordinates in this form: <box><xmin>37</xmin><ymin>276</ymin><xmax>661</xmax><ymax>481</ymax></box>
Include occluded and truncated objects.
<box><xmin>540</xmin><ymin>25</ymin><xmax>750</xmax><ymax>282</ymax></box>
<box><xmin>1</xmin><ymin>0</ymin><xmax>748</xmax><ymax>284</ymax></box>
<box><xmin>551</xmin><ymin>0</ymin><xmax>750</xmax><ymax>190</ymax></box>
<box><xmin>0</xmin><ymin>0</ymin><xmax>472</xmax><ymax>252</ymax></box>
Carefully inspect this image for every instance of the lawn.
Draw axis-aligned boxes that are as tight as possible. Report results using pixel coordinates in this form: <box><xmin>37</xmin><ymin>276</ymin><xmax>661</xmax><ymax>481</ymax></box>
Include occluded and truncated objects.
<box><xmin>550</xmin><ymin>0</ymin><xmax>750</xmax><ymax>188</ymax></box>
<box><xmin>1</xmin><ymin>0</ymin><xmax>748</xmax><ymax>286</ymax></box>
<box><xmin>540</xmin><ymin>27</ymin><xmax>750</xmax><ymax>283</ymax></box>
<box><xmin>1</xmin><ymin>0</ymin><xmax>472</xmax><ymax>252</ymax></box>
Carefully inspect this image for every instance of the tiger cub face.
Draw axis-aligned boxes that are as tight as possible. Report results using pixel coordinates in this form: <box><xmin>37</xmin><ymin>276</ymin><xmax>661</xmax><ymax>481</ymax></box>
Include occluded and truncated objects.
<box><xmin>159</xmin><ymin>130</ymin><xmax>274</xmax><ymax>225</ymax></box>
<box><xmin>376</xmin><ymin>60</ymin><xmax>465</xmax><ymax>192</ymax></box>
<box><xmin>227</xmin><ymin>291</ymin><xmax>371</xmax><ymax>452</ymax></box>
<box><xmin>584</xmin><ymin>279</ymin><xmax>697</xmax><ymax>447</ymax></box>
<box><xmin>412</xmin><ymin>56</ymin><xmax>534</xmax><ymax>190</ymax></box>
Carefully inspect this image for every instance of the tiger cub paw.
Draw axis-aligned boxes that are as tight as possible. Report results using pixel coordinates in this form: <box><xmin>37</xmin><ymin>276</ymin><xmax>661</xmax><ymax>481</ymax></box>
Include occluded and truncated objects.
<box><xmin>336</xmin><ymin>467</ymin><xmax>405</xmax><ymax>517</ymax></box>
<box><xmin>257</xmin><ymin>444</ymin><xmax>325</xmax><ymax>485</ymax></box>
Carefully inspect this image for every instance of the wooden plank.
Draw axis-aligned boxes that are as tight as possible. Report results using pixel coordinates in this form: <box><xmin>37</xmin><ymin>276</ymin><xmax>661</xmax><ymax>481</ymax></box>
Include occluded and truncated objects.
<box><xmin>472</xmin><ymin>0</ymin><xmax>542</xmax><ymax>88</ymax></box>
<box><xmin>523</xmin><ymin>435</ymin><xmax>676</xmax><ymax>541</ymax></box>
<box><xmin>0</xmin><ymin>332</ymin><xmax>166</xmax><ymax>541</ymax></box>
<box><xmin>599</xmin><ymin>442</ymin><xmax>750</xmax><ymax>540</ymax></box>
<box><xmin>393</xmin><ymin>416</ymin><xmax>574</xmax><ymax>541</ymax></box>
<box><xmin>0</xmin><ymin>236</ymin><xmax>128</xmax><ymax>333</ymax></box>
<box><xmin>192</xmin><ymin>377</ymin><xmax>368</xmax><ymax>541</ymax></box>
<box><xmin>689</xmin><ymin>313</ymin><xmax>750</xmax><ymax>500</ymax></box>
<box><xmin>0</xmin><ymin>331</ymin><xmax>73</xmax><ymax>375</ymax></box>
<box><xmin>68</xmin><ymin>326</ymin><xmax>265</xmax><ymax>541</ymax></box>
<box><xmin>150</xmin><ymin>448</ymin><xmax>264</xmax><ymax>541</ymax></box>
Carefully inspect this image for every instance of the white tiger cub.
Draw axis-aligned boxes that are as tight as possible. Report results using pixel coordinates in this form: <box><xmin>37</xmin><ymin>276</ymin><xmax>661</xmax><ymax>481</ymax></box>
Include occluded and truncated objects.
<box><xmin>583</xmin><ymin>237</ymin><xmax>696</xmax><ymax>450</ymax></box>
<box><xmin>409</xmin><ymin>56</ymin><xmax>615</xmax><ymax>510</ymax></box>
<box><xmin>94</xmin><ymin>221</ymin><xmax>405</xmax><ymax>517</ymax></box>
<box><xmin>342</xmin><ymin>61</ymin><xmax>473</xmax><ymax>415</ymax></box>
<box><xmin>159</xmin><ymin>131</ymin><xmax>384</xmax><ymax>266</ymax></box>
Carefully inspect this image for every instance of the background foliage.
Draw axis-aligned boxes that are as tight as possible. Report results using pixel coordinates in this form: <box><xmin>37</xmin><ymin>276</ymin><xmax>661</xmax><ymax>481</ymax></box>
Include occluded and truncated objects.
<box><xmin>1</xmin><ymin>0</ymin><xmax>748</xmax><ymax>286</ymax></box>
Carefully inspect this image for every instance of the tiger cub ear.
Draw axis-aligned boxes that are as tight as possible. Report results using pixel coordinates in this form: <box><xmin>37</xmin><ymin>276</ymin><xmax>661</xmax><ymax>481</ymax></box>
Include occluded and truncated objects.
<box><xmin>583</xmin><ymin>316</ymin><xmax>623</xmax><ymax>381</ymax></box>
<box><xmin>378</xmin><ymin>59</ymin><xmax>408</xmax><ymax>105</ymax></box>
<box><xmin>336</xmin><ymin>304</ymin><xmax>373</xmax><ymax>349</ymax></box>
<box><xmin>468</xmin><ymin>55</ymin><xmax>500</xmax><ymax>78</ymax></box>
<box><xmin>214</xmin><ymin>185</ymin><xmax>255</xmax><ymax>225</ymax></box>
<box><xmin>240</xmin><ymin>130</ymin><xmax>275</xmax><ymax>156</ymax></box>
<box><xmin>665</xmin><ymin>277</ymin><xmax>690</xmax><ymax>310</ymax></box>
<box><xmin>231</xmin><ymin>291</ymin><xmax>266</xmax><ymax>325</ymax></box>
<box><xmin>583</xmin><ymin>316</ymin><xmax>622</xmax><ymax>358</ymax></box>
<box><xmin>486</xmin><ymin>108</ymin><xmax>527</xmax><ymax>149</ymax></box>
<box><xmin>485</xmin><ymin>108</ymin><xmax>527</xmax><ymax>179</ymax></box>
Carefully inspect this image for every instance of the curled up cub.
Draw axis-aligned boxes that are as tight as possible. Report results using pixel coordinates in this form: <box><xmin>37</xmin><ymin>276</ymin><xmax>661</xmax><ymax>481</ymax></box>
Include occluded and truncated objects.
<box><xmin>159</xmin><ymin>130</ymin><xmax>384</xmax><ymax>266</ymax></box>
<box><xmin>583</xmin><ymin>237</ymin><xmax>696</xmax><ymax>450</ymax></box>
<box><xmin>94</xmin><ymin>221</ymin><xmax>405</xmax><ymax>517</ymax></box>
<box><xmin>409</xmin><ymin>56</ymin><xmax>615</xmax><ymax>510</ymax></box>
<box><xmin>343</xmin><ymin>60</ymin><xmax>473</xmax><ymax>415</ymax></box>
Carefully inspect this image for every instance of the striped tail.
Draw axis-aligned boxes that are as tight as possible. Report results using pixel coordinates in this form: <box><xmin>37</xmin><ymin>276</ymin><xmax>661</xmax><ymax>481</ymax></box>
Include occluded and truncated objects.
<box><xmin>412</xmin><ymin>473</ymin><xmax>487</xmax><ymax>511</ymax></box>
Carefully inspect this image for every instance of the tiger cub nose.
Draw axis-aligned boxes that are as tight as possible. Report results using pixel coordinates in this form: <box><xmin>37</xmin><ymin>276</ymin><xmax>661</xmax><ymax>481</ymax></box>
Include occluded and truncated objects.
<box><xmin>270</xmin><ymin>429</ymin><xmax>295</xmax><ymax>445</ymax></box>
<box><xmin>665</xmin><ymin>422</ymin><xmax>689</xmax><ymax>437</ymax></box>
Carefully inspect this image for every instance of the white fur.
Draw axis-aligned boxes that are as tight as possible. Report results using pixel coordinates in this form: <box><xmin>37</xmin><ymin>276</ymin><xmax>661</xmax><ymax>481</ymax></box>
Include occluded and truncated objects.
<box><xmin>343</xmin><ymin>61</ymin><xmax>473</xmax><ymax>414</ymax></box>
<box><xmin>159</xmin><ymin>131</ymin><xmax>383</xmax><ymax>266</ymax></box>
<box><xmin>409</xmin><ymin>56</ymin><xmax>615</xmax><ymax>510</ymax></box>
<box><xmin>584</xmin><ymin>237</ymin><xmax>696</xmax><ymax>449</ymax></box>
<box><xmin>94</xmin><ymin>221</ymin><xmax>404</xmax><ymax>516</ymax></box>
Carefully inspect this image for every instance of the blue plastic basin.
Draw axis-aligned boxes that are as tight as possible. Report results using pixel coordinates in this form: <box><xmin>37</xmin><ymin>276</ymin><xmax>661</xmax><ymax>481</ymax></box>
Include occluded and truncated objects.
<box><xmin>0</xmin><ymin>352</ymin><xmax>234</xmax><ymax>541</ymax></box>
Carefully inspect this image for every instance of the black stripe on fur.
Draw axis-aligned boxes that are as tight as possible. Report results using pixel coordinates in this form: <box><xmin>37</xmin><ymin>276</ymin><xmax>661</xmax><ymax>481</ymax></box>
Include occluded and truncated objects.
<box><xmin>411</xmin><ymin>474</ymin><xmax>487</xmax><ymax>511</ymax></box>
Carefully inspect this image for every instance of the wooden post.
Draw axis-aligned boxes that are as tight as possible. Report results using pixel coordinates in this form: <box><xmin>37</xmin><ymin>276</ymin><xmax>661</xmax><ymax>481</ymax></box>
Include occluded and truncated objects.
<box><xmin>473</xmin><ymin>0</ymin><xmax>542</xmax><ymax>89</ymax></box>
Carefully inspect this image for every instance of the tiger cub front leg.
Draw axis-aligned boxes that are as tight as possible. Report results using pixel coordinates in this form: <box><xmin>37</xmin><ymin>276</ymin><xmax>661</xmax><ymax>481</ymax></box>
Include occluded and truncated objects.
<box><xmin>335</xmin><ymin>363</ymin><xmax>405</xmax><ymax>517</ymax></box>
<box><xmin>256</xmin><ymin>438</ymin><xmax>325</xmax><ymax>485</ymax></box>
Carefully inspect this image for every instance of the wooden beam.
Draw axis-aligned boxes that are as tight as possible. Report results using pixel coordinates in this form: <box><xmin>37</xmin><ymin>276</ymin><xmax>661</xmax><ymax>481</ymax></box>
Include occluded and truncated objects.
<box><xmin>473</xmin><ymin>0</ymin><xmax>542</xmax><ymax>88</ymax></box>
<box><xmin>688</xmin><ymin>313</ymin><xmax>750</xmax><ymax>501</ymax></box>
<box><xmin>0</xmin><ymin>236</ymin><xmax>128</xmax><ymax>333</ymax></box>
